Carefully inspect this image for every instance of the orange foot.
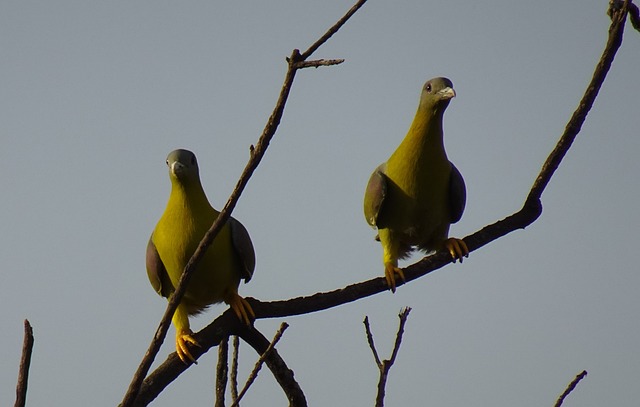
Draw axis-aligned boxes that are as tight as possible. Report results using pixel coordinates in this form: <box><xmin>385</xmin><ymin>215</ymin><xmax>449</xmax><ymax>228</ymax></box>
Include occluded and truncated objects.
<box><xmin>384</xmin><ymin>263</ymin><xmax>406</xmax><ymax>293</ymax></box>
<box><xmin>227</xmin><ymin>293</ymin><xmax>255</xmax><ymax>325</ymax></box>
<box><xmin>444</xmin><ymin>238</ymin><xmax>469</xmax><ymax>263</ymax></box>
<box><xmin>176</xmin><ymin>328</ymin><xmax>200</xmax><ymax>364</ymax></box>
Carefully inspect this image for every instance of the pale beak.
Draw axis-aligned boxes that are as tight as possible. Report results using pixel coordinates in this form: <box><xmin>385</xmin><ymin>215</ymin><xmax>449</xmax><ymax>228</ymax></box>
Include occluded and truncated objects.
<box><xmin>438</xmin><ymin>87</ymin><xmax>456</xmax><ymax>100</ymax></box>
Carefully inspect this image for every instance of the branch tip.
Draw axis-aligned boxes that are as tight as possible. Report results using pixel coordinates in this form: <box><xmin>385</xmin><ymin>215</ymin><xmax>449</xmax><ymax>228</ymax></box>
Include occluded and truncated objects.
<box><xmin>301</xmin><ymin>0</ymin><xmax>368</xmax><ymax>59</ymax></box>
<box><xmin>554</xmin><ymin>370</ymin><xmax>588</xmax><ymax>407</ymax></box>
<box><xmin>364</xmin><ymin>309</ymin><xmax>412</xmax><ymax>407</ymax></box>
<box><xmin>15</xmin><ymin>319</ymin><xmax>34</xmax><ymax>407</ymax></box>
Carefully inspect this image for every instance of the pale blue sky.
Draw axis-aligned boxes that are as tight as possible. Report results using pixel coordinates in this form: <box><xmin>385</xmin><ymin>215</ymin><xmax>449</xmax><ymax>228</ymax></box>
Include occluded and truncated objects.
<box><xmin>1</xmin><ymin>1</ymin><xmax>639</xmax><ymax>406</ymax></box>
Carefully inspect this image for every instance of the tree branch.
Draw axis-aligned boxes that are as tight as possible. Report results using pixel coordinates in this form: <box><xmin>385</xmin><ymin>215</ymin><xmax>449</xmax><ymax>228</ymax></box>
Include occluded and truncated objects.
<box><xmin>215</xmin><ymin>336</ymin><xmax>229</xmax><ymax>407</ymax></box>
<box><xmin>132</xmin><ymin>314</ymin><xmax>305</xmax><ymax>406</ymax></box>
<box><xmin>231</xmin><ymin>335</ymin><xmax>240</xmax><ymax>403</ymax></box>
<box><xmin>119</xmin><ymin>1</ymin><xmax>368</xmax><ymax>405</ymax></box>
<box><xmin>300</xmin><ymin>0</ymin><xmax>368</xmax><ymax>59</ymax></box>
<box><xmin>528</xmin><ymin>0</ymin><xmax>629</xmax><ymax>203</ymax></box>
<box><xmin>363</xmin><ymin>317</ymin><xmax>382</xmax><ymax>368</ymax></box>
<box><xmin>292</xmin><ymin>58</ymin><xmax>345</xmax><ymax>69</ymax></box>
<box><xmin>554</xmin><ymin>370</ymin><xmax>587</xmax><ymax>407</ymax></box>
<box><xmin>230</xmin><ymin>323</ymin><xmax>289</xmax><ymax>407</ymax></box>
<box><xmin>237</xmin><ymin>323</ymin><xmax>306</xmax><ymax>407</ymax></box>
<box><xmin>14</xmin><ymin>320</ymin><xmax>34</xmax><ymax>407</ymax></box>
<box><xmin>628</xmin><ymin>1</ymin><xmax>640</xmax><ymax>31</ymax></box>
<box><xmin>364</xmin><ymin>308</ymin><xmax>412</xmax><ymax>407</ymax></box>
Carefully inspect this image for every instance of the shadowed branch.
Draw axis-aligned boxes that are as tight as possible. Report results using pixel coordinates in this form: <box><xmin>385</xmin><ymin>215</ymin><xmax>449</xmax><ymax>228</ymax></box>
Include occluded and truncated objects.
<box><xmin>230</xmin><ymin>323</ymin><xmax>290</xmax><ymax>407</ymax></box>
<box><xmin>215</xmin><ymin>336</ymin><xmax>229</xmax><ymax>407</ymax></box>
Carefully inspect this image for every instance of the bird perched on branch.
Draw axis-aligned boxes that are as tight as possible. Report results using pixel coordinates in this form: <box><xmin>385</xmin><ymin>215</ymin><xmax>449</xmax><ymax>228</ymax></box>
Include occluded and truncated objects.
<box><xmin>364</xmin><ymin>77</ymin><xmax>468</xmax><ymax>292</ymax></box>
<box><xmin>146</xmin><ymin>149</ymin><xmax>255</xmax><ymax>363</ymax></box>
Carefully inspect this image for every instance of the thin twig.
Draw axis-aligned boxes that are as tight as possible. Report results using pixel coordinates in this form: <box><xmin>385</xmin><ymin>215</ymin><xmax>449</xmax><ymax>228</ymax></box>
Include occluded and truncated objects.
<box><xmin>131</xmin><ymin>314</ymin><xmax>305</xmax><ymax>407</ymax></box>
<box><xmin>301</xmin><ymin>0</ymin><xmax>368</xmax><ymax>59</ymax></box>
<box><xmin>119</xmin><ymin>1</ymin><xmax>367</xmax><ymax>405</ymax></box>
<box><xmin>527</xmin><ymin>0</ymin><xmax>629</xmax><ymax>203</ymax></box>
<box><xmin>231</xmin><ymin>335</ymin><xmax>240</xmax><ymax>403</ymax></box>
<box><xmin>388</xmin><ymin>309</ymin><xmax>411</xmax><ymax>366</ymax></box>
<box><xmin>293</xmin><ymin>58</ymin><xmax>345</xmax><ymax>69</ymax></box>
<box><xmin>130</xmin><ymin>4</ymin><xmax>633</xmax><ymax>403</ymax></box>
<box><xmin>554</xmin><ymin>370</ymin><xmax>587</xmax><ymax>407</ymax></box>
<box><xmin>363</xmin><ymin>316</ymin><xmax>382</xmax><ymax>367</ymax></box>
<box><xmin>14</xmin><ymin>320</ymin><xmax>34</xmax><ymax>407</ymax></box>
<box><xmin>215</xmin><ymin>336</ymin><xmax>229</xmax><ymax>407</ymax></box>
<box><xmin>237</xmin><ymin>324</ymin><xmax>306</xmax><ymax>406</ymax></box>
<box><xmin>364</xmin><ymin>308</ymin><xmax>412</xmax><ymax>407</ymax></box>
<box><xmin>230</xmin><ymin>323</ymin><xmax>289</xmax><ymax>407</ymax></box>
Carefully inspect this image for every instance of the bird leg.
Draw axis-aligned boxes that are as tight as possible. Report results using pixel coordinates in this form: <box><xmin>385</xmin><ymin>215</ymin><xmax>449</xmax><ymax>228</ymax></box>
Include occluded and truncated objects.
<box><xmin>444</xmin><ymin>237</ymin><xmax>469</xmax><ymax>262</ymax></box>
<box><xmin>171</xmin><ymin>304</ymin><xmax>200</xmax><ymax>364</ymax></box>
<box><xmin>225</xmin><ymin>290</ymin><xmax>255</xmax><ymax>325</ymax></box>
<box><xmin>176</xmin><ymin>328</ymin><xmax>200</xmax><ymax>364</ymax></box>
<box><xmin>380</xmin><ymin>231</ymin><xmax>405</xmax><ymax>293</ymax></box>
<box><xmin>384</xmin><ymin>262</ymin><xmax>405</xmax><ymax>293</ymax></box>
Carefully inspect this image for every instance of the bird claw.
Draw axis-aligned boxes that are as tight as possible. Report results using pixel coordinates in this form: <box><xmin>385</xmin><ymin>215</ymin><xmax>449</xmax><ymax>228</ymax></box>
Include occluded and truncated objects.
<box><xmin>228</xmin><ymin>294</ymin><xmax>255</xmax><ymax>326</ymax></box>
<box><xmin>444</xmin><ymin>238</ymin><xmax>469</xmax><ymax>262</ymax></box>
<box><xmin>176</xmin><ymin>329</ymin><xmax>201</xmax><ymax>364</ymax></box>
<box><xmin>384</xmin><ymin>264</ymin><xmax>405</xmax><ymax>293</ymax></box>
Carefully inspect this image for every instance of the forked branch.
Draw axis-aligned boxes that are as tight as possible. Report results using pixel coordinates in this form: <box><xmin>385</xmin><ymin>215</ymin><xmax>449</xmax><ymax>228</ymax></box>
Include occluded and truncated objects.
<box><xmin>364</xmin><ymin>308</ymin><xmax>412</xmax><ymax>407</ymax></box>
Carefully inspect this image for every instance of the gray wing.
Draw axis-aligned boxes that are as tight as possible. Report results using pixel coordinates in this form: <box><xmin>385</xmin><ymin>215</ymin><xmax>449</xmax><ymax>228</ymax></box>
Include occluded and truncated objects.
<box><xmin>229</xmin><ymin>217</ymin><xmax>256</xmax><ymax>283</ymax></box>
<box><xmin>448</xmin><ymin>163</ymin><xmax>466</xmax><ymax>224</ymax></box>
<box><xmin>145</xmin><ymin>235</ymin><xmax>174</xmax><ymax>298</ymax></box>
<box><xmin>363</xmin><ymin>163</ymin><xmax>388</xmax><ymax>228</ymax></box>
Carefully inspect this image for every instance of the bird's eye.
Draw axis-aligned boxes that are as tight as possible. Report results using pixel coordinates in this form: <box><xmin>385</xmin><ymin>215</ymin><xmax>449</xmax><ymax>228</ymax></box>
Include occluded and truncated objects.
<box><xmin>191</xmin><ymin>156</ymin><xmax>196</xmax><ymax>165</ymax></box>
<box><xmin>165</xmin><ymin>159</ymin><xmax>169</xmax><ymax>166</ymax></box>
<box><xmin>425</xmin><ymin>83</ymin><xmax>432</xmax><ymax>93</ymax></box>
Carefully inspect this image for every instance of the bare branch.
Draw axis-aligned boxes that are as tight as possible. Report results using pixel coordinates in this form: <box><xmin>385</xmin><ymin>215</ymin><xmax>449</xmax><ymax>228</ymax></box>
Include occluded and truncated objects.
<box><xmin>14</xmin><ymin>320</ymin><xmax>34</xmax><ymax>407</ymax></box>
<box><xmin>231</xmin><ymin>335</ymin><xmax>240</xmax><ymax>403</ymax></box>
<box><xmin>300</xmin><ymin>0</ymin><xmax>368</xmax><ymax>59</ymax></box>
<box><xmin>388</xmin><ymin>308</ymin><xmax>411</xmax><ymax>366</ymax></box>
<box><xmin>554</xmin><ymin>370</ymin><xmax>588</xmax><ymax>407</ymax></box>
<box><xmin>293</xmin><ymin>58</ymin><xmax>345</xmax><ymax>69</ymax></box>
<box><xmin>120</xmin><ymin>1</ymin><xmax>367</xmax><ymax>405</ymax></box>
<box><xmin>364</xmin><ymin>308</ymin><xmax>412</xmax><ymax>407</ymax></box>
<box><xmin>237</xmin><ymin>324</ymin><xmax>306</xmax><ymax>407</ymax></box>
<box><xmin>528</xmin><ymin>0</ymin><xmax>629</xmax><ymax>203</ymax></box>
<box><xmin>215</xmin><ymin>336</ymin><xmax>229</xmax><ymax>407</ymax></box>
<box><xmin>230</xmin><ymin>323</ymin><xmax>289</xmax><ymax>407</ymax></box>
<box><xmin>363</xmin><ymin>316</ymin><xmax>382</xmax><ymax>368</ymax></box>
<box><xmin>628</xmin><ymin>1</ymin><xmax>640</xmax><ymax>31</ymax></box>
<box><xmin>130</xmin><ymin>315</ymin><xmax>305</xmax><ymax>406</ymax></box>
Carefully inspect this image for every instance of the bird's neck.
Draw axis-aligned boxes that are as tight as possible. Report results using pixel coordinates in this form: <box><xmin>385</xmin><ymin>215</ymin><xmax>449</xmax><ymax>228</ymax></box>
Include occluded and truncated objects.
<box><xmin>393</xmin><ymin>109</ymin><xmax>447</xmax><ymax>167</ymax></box>
<box><xmin>167</xmin><ymin>180</ymin><xmax>216</xmax><ymax>217</ymax></box>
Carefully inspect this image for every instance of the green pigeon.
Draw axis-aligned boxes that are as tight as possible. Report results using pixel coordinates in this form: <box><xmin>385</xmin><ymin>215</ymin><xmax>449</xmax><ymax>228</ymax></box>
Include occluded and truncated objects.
<box><xmin>364</xmin><ymin>77</ymin><xmax>468</xmax><ymax>292</ymax></box>
<box><xmin>146</xmin><ymin>149</ymin><xmax>255</xmax><ymax>363</ymax></box>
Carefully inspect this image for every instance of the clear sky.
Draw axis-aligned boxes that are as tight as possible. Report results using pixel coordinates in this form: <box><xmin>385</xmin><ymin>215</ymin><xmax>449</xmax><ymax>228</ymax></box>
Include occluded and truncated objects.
<box><xmin>2</xmin><ymin>1</ymin><xmax>639</xmax><ymax>406</ymax></box>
